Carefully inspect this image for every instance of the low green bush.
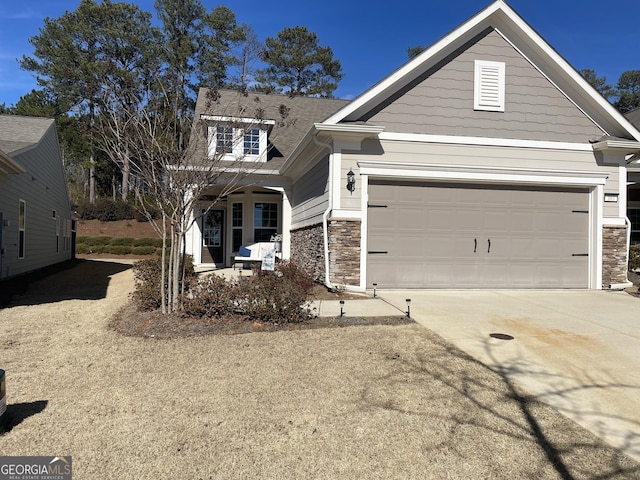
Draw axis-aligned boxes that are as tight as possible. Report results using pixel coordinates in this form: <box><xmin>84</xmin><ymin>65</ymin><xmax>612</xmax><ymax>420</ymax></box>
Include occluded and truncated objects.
<box><xmin>133</xmin><ymin>237</ymin><xmax>163</xmax><ymax>247</ymax></box>
<box><xmin>107</xmin><ymin>245</ymin><xmax>133</xmax><ymax>255</ymax></box>
<box><xmin>82</xmin><ymin>236</ymin><xmax>111</xmax><ymax>246</ymax></box>
<box><xmin>132</xmin><ymin>246</ymin><xmax>158</xmax><ymax>255</ymax></box>
<box><xmin>110</xmin><ymin>237</ymin><xmax>135</xmax><ymax>246</ymax></box>
<box><xmin>75</xmin><ymin>244</ymin><xmax>89</xmax><ymax>254</ymax></box>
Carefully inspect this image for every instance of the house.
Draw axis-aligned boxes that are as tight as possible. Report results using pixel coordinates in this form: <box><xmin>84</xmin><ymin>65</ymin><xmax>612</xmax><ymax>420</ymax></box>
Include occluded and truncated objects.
<box><xmin>186</xmin><ymin>1</ymin><xmax>640</xmax><ymax>291</ymax></box>
<box><xmin>0</xmin><ymin>115</ymin><xmax>73</xmax><ymax>280</ymax></box>
<box><xmin>625</xmin><ymin>108</ymin><xmax>640</xmax><ymax>245</ymax></box>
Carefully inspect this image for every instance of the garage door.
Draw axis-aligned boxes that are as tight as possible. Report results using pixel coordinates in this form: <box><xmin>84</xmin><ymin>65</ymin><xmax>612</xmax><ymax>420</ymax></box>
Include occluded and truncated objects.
<box><xmin>367</xmin><ymin>181</ymin><xmax>590</xmax><ymax>289</ymax></box>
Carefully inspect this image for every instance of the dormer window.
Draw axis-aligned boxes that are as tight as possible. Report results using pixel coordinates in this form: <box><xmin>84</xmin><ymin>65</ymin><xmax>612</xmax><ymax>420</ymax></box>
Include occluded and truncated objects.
<box><xmin>216</xmin><ymin>126</ymin><xmax>233</xmax><ymax>154</ymax></box>
<box><xmin>244</xmin><ymin>128</ymin><xmax>260</xmax><ymax>155</ymax></box>
<box><xmin>204</xmin><ymin>115</ymin><xmax>275</xmax><ymax>162</ymax></box>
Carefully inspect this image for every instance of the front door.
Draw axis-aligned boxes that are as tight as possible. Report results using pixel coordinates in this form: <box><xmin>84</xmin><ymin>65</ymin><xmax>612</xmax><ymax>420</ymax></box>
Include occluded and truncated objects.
<box><xmin>201</xmin><ymin>210</ymin><xmax>225</xmax><ymax>264</ymax></box>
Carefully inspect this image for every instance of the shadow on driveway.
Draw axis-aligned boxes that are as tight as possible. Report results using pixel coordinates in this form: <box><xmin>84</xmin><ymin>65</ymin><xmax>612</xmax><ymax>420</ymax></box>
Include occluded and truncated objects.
<box><xmin>0</xmin><ymin>259</ymin><xmax>132</xmax><ymax>307</ymax></box>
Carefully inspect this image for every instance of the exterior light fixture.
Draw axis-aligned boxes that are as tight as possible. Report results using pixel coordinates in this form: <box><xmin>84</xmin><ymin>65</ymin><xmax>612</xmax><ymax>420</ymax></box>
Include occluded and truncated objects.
<box><xmin>340</xmin><ymin>300</ymin><xmax>345</xmax><ymax>317</ymax></box>
<box><xmin>406</xmin><ymin>298</ymin><xmax>411</xmax><ymax>318</ymax></box>
<box><xmin>372</xmin><ymin>283</ymin><xmax>377</xmax><ymax>298</ymax></box>
<box><xmin>346</xmin><ymin>169</ymin><xmax>356</xmax><ymax>194</ymax></box>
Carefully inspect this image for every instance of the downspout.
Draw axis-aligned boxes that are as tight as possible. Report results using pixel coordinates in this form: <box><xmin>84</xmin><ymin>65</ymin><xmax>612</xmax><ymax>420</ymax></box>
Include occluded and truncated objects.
<box><xmin>313</xmin><ymin>135</ymin><xmax>334</xmax><ymax>290</ymax></box>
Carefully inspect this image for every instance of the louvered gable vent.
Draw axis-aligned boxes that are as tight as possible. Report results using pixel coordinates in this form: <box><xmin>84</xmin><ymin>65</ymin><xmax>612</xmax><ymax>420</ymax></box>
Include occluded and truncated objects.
<box><xmin>474</xmin><ymin>60</ymin><xmax>505</xmax><ymax>112</ymax></box>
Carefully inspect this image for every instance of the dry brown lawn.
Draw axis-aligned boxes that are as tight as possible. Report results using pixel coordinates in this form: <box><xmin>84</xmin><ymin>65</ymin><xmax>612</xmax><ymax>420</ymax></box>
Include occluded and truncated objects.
<box><xmin>1</xmin><ymin>259</ymin><xmax>639</xmax><ymax>479</ymax></box>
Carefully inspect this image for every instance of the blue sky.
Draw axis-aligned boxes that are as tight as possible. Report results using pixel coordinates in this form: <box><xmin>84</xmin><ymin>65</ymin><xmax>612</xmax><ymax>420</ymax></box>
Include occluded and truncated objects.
<box><xmin>1</xmin><ymin>0</ymin><xmax>639</xmax><ymax>106</ymax></box>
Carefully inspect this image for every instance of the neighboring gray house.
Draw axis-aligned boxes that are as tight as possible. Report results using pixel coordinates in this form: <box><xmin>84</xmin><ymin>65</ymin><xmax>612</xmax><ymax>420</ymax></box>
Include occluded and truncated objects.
<box><xmin>0</xmin><ymin>115</ymin><xmax>73</xmax><ymax>280</ymax></box>
<box><xmin>187</xmin><ymin>1</ymin><xmax>640</xmax><ymax>291</ymax></box>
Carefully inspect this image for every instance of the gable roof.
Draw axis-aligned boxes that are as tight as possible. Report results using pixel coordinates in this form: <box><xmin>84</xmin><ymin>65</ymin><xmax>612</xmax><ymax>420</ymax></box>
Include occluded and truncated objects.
<box><xmin>0</xmin><ymin>115</ymin><xmax>55</xmax><ymax>156</ymax></box>
<box><xmin>324</xmin><ymin>0</ymin><xmax>640</xmax><ymax>143</ymax></box>
<box><xmin>194</xmin><ymin>89</ymin><xmax>349</xmax><ymax>169</ymax></box>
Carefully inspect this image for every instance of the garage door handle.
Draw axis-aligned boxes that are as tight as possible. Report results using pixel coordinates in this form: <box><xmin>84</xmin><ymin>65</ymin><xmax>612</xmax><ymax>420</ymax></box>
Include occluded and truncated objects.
<box><xmin>487</xmin><ymin>238</ymin><xmax>491</xmax><ymax>253</ymax></box>
<box><xmin>474</xmin><ymin>238</ymin><xmax>477</xmax><ymax>253</ymax></box>
<box><xmin>368</xmin><ymin>251</ymin><xmax>388</xmax><ymax>254</ymax></box>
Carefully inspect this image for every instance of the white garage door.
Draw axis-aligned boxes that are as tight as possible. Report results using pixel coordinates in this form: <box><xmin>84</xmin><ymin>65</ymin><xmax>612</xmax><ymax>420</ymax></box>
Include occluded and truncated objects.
<box><xmin>367</xmin><ymin>181</ymin><xmax>590</xmax><ymax>288</ymax></box>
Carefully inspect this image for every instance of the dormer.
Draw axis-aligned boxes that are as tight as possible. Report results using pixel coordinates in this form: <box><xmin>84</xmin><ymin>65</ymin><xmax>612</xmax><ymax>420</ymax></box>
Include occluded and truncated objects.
<box><xmin>201</xmin><ymin>115</ymin><xmax>275</xmax><ymax>163</ymax></box>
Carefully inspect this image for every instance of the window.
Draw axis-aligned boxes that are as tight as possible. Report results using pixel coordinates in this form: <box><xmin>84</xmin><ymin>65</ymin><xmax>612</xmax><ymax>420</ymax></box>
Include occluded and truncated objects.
<box><xmin>203</xmin><ymin>211</ymin><xmax>223</xmax><ymax>247</ymax></box>
<box><xmin>629</xmin><ymin>208</ymin><xmax>640</xmax><ymax>245</ymax></box>
<box><xmin>215</xmin><ymin>126</ymin><xmax>233</xmax><ymax>154</ymax></box>
<box><xmin>232</xmin><ymin>203</ymin><xmax>243</xmax><ymax>252</ymax></box>
<box><xmin>254</xmin><ymin>202</ymin><xmax>277</xmax><ymax>242</ymax></box>
<box><xmin>474</xmin><ymin>60</ymin><xmax>505</xmax><ymax>112</ymax></box>
<box><xmin>56</xmin><ymin>216</ymin><xmax>60</xmax><ymax>253</ymax></box>
<box><xmin>244</xmin><ymin>128</ymin><xmax>260</xmax><ymax>155</ymax></box>
<box><xmin>18</xmin><ymin>200</ymin><xmax>25</xmax><ymax>259</ymax></box>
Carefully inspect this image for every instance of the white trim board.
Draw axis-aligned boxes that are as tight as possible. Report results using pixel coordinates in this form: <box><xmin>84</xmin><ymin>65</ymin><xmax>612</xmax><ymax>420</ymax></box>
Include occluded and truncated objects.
<box><xmin>378</xmin><ymin>132</ymin><xmax>594</xmax><ymax>152</ymax></box>
<box><xmin>358</xmin><ymin>161</ymin><xmax>609</xmax><ymax>187</ymax></box>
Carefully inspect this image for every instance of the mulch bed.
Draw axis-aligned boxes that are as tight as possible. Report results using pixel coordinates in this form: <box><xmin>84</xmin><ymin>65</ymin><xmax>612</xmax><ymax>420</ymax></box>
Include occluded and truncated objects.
<box><xmin>110</xmin><ymin>302</ymin><xmax>414</xmax><ymax>338</ymax></box>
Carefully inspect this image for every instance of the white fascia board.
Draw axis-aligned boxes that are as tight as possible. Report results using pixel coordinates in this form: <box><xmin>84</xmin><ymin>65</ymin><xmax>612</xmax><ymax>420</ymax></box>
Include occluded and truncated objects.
<box><xmin>592</xmin><ymin>138</ymin><xmax>640</xmax><ymax>153</ymax></box>
<box><xmin>358</xmin><ymin>160</ymin><xmax>609</xmax><ymax>187</ymax></box>
<box><xmin>0</xmin><ymin>151</ymin><xmax>27</xmax><ymax>174</ymax></box>
<box><xmin>379</xmin><ymin>132</ymin><xmax>593</xmax><ymax>151</ymax></box>
<box><xmin>280</xmin><ymin>123</ymin><xmax>385</xmax><ymax>175</ymax></box>
<box><xmin>200</xmin><ymin>114</ymin><xmax>276</xmax><ymax>127</ymax></box>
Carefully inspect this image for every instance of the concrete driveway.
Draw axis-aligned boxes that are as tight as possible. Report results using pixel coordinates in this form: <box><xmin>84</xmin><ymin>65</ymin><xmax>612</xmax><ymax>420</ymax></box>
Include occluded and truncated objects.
<box><xmin>379</xmin><ymin>289</ymin><xmax>640</xmax><ymax>462</ymax></box>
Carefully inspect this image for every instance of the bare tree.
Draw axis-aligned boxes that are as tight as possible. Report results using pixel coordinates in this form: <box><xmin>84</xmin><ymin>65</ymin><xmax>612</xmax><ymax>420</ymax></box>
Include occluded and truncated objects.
<box><xmin>97</xmin><ymin>85</ymin><xmax>279</xmax><ymax>313</ymax></box>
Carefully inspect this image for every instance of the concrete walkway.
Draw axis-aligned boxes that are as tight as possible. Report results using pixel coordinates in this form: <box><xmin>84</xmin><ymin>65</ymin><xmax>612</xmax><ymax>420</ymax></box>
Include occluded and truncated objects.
<box><xmin>377</xmin><ymin>289</ymin><xmax>640</xmax><ymax>462</ymax></box>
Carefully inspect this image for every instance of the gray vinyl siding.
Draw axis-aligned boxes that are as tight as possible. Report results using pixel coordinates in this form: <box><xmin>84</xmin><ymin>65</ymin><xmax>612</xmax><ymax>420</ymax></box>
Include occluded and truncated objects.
<box><xmin>365</xmin><ymin>29</ymin><xmax>605</xmax><ymax>143</ymax></box>
<box><xmin>291</xmin><ymin>156</ymin><xmax>330</xmax><ymax>226</ymax></box>
<box><xmin>345</xmin><ymin>139</ymin><xmax>619</xmax><ymax>217</ymax></box>
<box><xmin>0</xmin><ymin>124</ymin><xmax>72</xmax><ymax>279</ymax></box>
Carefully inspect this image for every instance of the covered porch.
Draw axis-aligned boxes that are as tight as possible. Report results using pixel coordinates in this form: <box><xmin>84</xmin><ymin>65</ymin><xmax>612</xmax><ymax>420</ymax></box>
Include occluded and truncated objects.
<box><xmin>185</xmin><ymin>185</ymin><xmax>291</xmax><ymax>268</ymax></box>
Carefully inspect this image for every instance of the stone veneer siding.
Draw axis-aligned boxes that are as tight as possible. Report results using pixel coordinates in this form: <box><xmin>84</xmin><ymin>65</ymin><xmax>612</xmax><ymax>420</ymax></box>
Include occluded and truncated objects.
<box><xmin>602</xmin><ymin>225</ymin><xmax>629</xmax><ymax>288</ymax></box>
<box><xmin>328</xmin><ymin>219</ymin><xmax>361</xmax><ymax>287</ymax></box>
<box><xmin>290</xmin><ymin>223</ymin><xmax>325</xmax><ymax>282</ymax></box>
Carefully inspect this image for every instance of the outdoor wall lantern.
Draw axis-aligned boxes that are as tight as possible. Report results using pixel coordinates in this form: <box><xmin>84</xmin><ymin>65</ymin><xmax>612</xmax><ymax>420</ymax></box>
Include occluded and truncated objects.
<box><xmin>346</xmin><ymin>169</ymin><xmax>356</xmax><ymax>194</ymax></box>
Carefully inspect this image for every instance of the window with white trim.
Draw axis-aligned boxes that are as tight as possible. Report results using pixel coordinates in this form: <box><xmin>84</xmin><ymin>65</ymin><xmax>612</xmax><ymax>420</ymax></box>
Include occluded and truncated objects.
<box><xmin>474</xmin><ymin>60</ymin><xmax>505</xmax><ymax>112</ymax></box>
<box><xmin>208</xmin><ymin>122</ymin><xmax>268</xmax><ymax>161</ymax></box>
<box><xmin>244</xmin><ymin>128</ymin><xmax>260</xmax><ymax>155</ymax></box>
<box><xmin>215</xmin><ymin>126</ymin><xmax>233</xmax><ymax>154</ymax></box>
<box><xmin>254</xmin><ymin>202</ymin><xmax>278</xmax><ymax>243</ymax></box>
<box><xmin>232</xmin><ymin>202</ymin><xmax>243</xmax><ymax>252</ymax></box>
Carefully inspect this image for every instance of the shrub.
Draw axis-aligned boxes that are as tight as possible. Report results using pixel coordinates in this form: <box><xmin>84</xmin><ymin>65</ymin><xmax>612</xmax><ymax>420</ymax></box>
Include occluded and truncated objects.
<box><xmin>235</xmin><ymin>260</ymin><xmax>314</xmax><ymax>323</ymax></box>
<box><xmin>133</xmin><ymin>237</ymin><xmax>163</xmax><ymax>247</ymax></box>
<box><xmin>132</xmin><ymin>246</ymin><xmax>158</xmax><ymax>255</ymax></box>
<box><xmin>75</xmin><ymin>244</ymin><xmax>89</xmax><ymax>254</ymax></box>
<box><xmin>81</xmin><ymin>236</ymin><xmax>111</xmax><ymax>246</ymax></box>
<box><xmin>181</xmin><ymin>274</ymin><xmax>236</xmax><ymax>318</ymax></box>
<box><xmin>76</xmin><ymin>198</ymin><xmax>136</xmax><ymax>221</ymax></box>
<box><xmin>131</xmin><ymin>255</ymin><xmax>196</xmax><ymax>311</ymax></box>
<box><xmin>110</xmin><ymin>237</ymin><xmax>134</xmax><ymax>246</ymax></box>
<box><xmin>630</xmin><ymin>245</ymin><xmax>640</xmax><ymax>271</ymax></box>
<box><xmin>107</xmin><ymin>245</ymin><xmax>132</xmax><ymax>255</ymax></box>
